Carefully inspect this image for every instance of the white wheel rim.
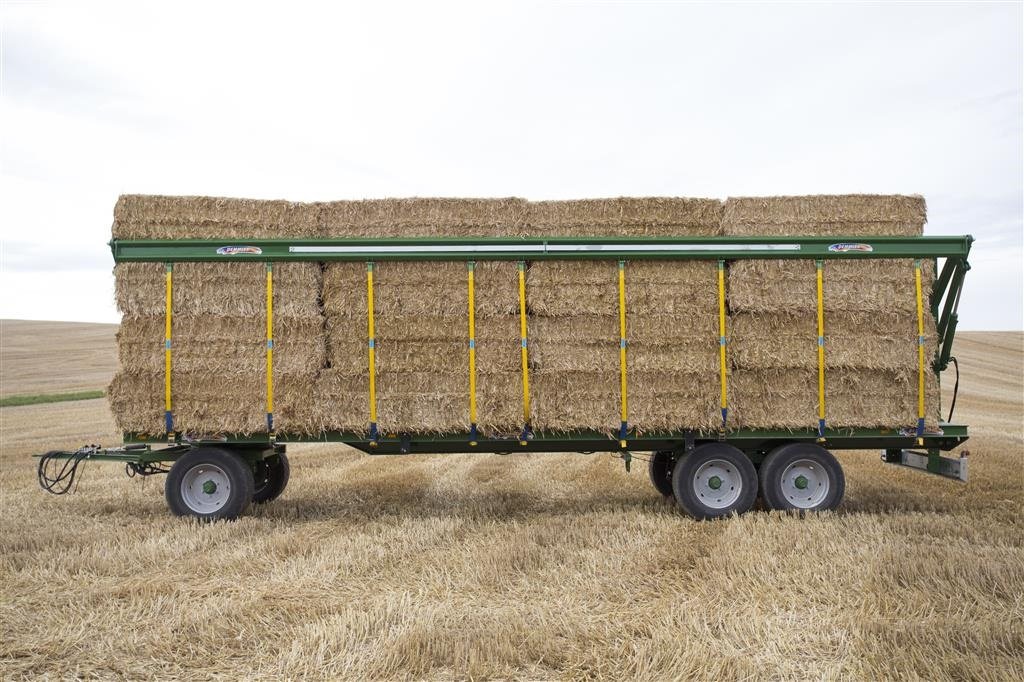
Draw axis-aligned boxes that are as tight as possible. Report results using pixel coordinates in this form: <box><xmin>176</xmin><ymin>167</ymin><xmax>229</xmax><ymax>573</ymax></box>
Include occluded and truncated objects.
<box><xmin>692</xmin><ymin>458</ymin><xmax>742</xmax><ymax>510</ymax></box>
<box><xmin>781</xmin><ymin>458</ymin><xmax>830</xmax><ymax>509</ymax></box>
<box><xmin>180</xmin><ymin>463</ymin><xmax>231</xmax><ymax>514</ymax></box>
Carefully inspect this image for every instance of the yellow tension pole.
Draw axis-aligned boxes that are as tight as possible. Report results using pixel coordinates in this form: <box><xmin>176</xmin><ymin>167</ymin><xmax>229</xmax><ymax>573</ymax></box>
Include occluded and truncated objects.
<box><xmin>265</xmin><ymin>262</ymin><xmax>275</xmax><ymax>437</ymax></box>
<box><xmin>467</xmin><ymin>261</ymin><xmax>479</xmax><ymax>446</ymax></box>
<box><xmin>717</xmin><ymin>260</ymin><xmax>729</xmax><ymax>431</ymax></box>
<box><xmin>367</xmin><ymin>262</ymin><xmax>379</xmax><ymax>446</ymax></box>
<box><xmin>617</xmin><ymin>260</ymin><xmax>629</xmax><ymax>448</ymax></box>
<box><xmin>914</xmin><ymin>259</ymin><xmax>926</xmax><ymax>445</ymax></box>
<box><xmin>164</xmin><ymin>263</ymin><xmax>174</xmax><ymax>441</ymax></box>
<box><xmin>517</xmin><ymin>261</ymin><xmax>532</xmax><ymax>445</ymax></box>
<box><xmin>816</xmin><ymin>260</ymin><xmax>827</xmax><ymax>441</ymax></box>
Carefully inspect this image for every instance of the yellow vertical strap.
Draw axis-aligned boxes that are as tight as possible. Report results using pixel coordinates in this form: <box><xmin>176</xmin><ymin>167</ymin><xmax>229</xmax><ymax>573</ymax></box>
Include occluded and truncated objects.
<box><xmin>467</xmin><ymin>262</ymin><xmax>478</xmax><ymax>445</ymax></box>
<box><xmin>265</xmin><ymin>263</ymin><xmax>274</xmax><ymax>435</ymax></box>
<box><xmin>816</xmin><ymin>260</ymin><xmax>826</xmax><ymax>440</ymax></box>
<box><xmin>517</xmin><ymin>261</ymin><xmax>531</xmax><ymax>444</ymax></box>
<box><xmin>366</xmin><ymin>262</ymin><xmax>379</xmax><ymax>444</ymax></box>
<box><xmin>717</xmin><ymin>260</ymin><xmax>728</xmax><ymax>430</ymax></box>
<box><xmin>163</xmin><ymin>263</ymin><xmax>173</xmax><ymax>438</ymax></box>
<box><xmin>914</xmin><ymin>260</ymin><xmax>926</xmax><ymax>442</ymax></box>
<box><xmin>617</xmin><ymin>260</ymin><xmax>628</xmax><ymax>447</ymax></box>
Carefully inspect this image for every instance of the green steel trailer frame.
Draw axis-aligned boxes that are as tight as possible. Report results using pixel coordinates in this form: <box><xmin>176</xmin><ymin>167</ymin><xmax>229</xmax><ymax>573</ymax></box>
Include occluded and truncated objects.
<box><xmin>38</xmin><ymin>234</ymin><xmax>973</xmax><ymax>520</ymax></box>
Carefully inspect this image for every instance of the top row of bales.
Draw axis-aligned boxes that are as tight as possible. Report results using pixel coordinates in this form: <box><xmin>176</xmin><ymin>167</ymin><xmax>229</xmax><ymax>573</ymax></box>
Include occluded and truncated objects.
<box><xmin>112</xmin><ymin>194</ymin><xmax>925</xmax><ymax>240</ymax></box>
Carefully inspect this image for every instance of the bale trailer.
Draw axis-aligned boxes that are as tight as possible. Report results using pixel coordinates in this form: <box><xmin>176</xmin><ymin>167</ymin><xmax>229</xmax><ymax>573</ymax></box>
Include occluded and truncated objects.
<box><xmin>38</xmin><ymin>234</ymin><xmax>972</xmax><ymax>520</ymax></box>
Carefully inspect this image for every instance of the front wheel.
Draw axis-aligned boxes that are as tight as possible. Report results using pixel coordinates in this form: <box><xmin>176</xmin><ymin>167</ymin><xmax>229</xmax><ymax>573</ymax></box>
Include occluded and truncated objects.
<box><xmin>672</xmin><ymin>443</ymin><xmax>758</xmax><ymax>520</ymax></box>
<box><xmin>759</xmin><ymin>443</ymin><xmax>845</xmax><ymax>513</ymax></box>
<box><xmin>165</xmin><ymin>447</ymin><xmax>254</xmax><ymax>520</ymax></box>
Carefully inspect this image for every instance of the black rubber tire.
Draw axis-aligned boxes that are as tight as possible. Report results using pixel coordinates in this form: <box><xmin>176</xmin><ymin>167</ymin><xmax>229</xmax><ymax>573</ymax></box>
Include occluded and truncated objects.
<box><xmin>165</xmin><ymin>447</ymin><xmax>254</xmax><ymax>521</ymax></box>
<box><xmin>759</xmin><ymin>443</ymin><xmax>845</xmax><ymax>513</ymax></box>
<box><xmin>648</xmin><ymin>451</ymin><xmax>676</xmax><ymax>497</ymax></box>
<box><xmin>672</xmin><ymin>443</ymin><xmax>758</xmax><ymax>520</ymax></box>
<box><xmin>252</xmin><ymin>452</ymin><xmax>290</xmax><ymax>504</ymax></box>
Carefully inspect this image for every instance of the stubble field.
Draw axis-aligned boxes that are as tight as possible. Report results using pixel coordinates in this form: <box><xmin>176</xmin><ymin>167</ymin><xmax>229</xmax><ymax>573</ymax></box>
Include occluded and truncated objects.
<box><xmin>0</xmin><ymin>320</ymin><xmax>1021</xmax><ymax>679</ymax></box>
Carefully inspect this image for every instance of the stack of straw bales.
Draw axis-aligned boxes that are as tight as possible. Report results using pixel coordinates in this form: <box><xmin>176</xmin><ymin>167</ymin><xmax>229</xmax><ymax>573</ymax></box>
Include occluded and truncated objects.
<box><xmin>318</xmin><ymin>200</ymin><xmax>525</xmax><ymax>434</ymax></box>
<box><xmin>526</xmin><ymin>199</ymin><xmax>724</xmax><ymax>433</ymax></box>
<box><xmin>108</xmin><ymin>196</ymin><xmax>324</xmax><ymax>435</ymax></box>
<box><xmin>108</xmin><ymin>262</ymin><xmax>324</xmax><ymax>435</ymax></box>
<box><xmin>107</xmin><ymin>193</ymin><xmax>943</xmax><ymax>438</ymax></box>
<box><xmin>723</xmin><ymin>195</ymin><xmax>940</xmax><ymax>429</ymax></box>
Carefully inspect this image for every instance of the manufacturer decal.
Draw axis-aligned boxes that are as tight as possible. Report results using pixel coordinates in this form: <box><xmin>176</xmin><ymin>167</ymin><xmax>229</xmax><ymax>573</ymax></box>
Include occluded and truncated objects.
<box><xmin>827</xmin><ymin>242</ymin><xmax>873</xmax><ymax>253</ymax></box>
<box><xmin>216</xmin><ymin>246</ymin><xmax>263</xmax><ymax>256</ymax></box>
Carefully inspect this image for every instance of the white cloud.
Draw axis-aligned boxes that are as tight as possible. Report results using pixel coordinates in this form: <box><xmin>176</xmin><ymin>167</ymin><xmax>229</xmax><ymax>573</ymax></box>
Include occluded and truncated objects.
<box><xmin>1</xmin><ymin>0</ymin><xmax>1021</xmax><ymax>328</ymax></box>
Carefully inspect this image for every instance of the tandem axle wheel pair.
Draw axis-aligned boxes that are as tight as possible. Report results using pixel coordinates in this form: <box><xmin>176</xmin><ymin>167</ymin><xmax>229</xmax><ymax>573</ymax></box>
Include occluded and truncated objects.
<box><xmin>165</xmin><ymin>447</ymin><xmax>291</xmax><ymax>520</ymax></box>
<box><xmin>648</xmin><ymin>442</ymin><xmax>845</xmax><ymax>520</ymax></box>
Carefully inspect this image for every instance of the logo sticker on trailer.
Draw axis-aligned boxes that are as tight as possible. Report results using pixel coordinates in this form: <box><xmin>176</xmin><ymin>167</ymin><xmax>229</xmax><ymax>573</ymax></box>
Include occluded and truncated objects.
<box><xmin>827</xmin><ymin>243</ymin><xmax>873</xmax><ymax>253</ymax></box>
<box><xmin>216</xmin><ymin>246</ymin><xmax>263</xmax><ymax>255</ymax></box>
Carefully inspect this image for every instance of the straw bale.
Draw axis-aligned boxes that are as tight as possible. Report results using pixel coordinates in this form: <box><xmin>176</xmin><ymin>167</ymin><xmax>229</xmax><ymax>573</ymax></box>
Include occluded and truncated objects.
<box><xmin>528</xmin><ymin>198</ymin><xmax>723</xmax><ymax>234</ymax></box>
<box><xmin>528</xmin><ymin>333</ymin><xmax>718</xmax><ymax>375</ymax></box>
<box><xmin>528</xmin><ymin>260</ymin><xmax>718</xmax><ymax>317</ymax></box>
<box><xmin>322</xmin><ymin>261</ymin><xmax>519</xmax><ymax>317</ymax></box>
<box><xmin>530</xmin><ymin>313</ymin><xmax>718</xmax><ymax>345</ymax></box>
<box><xmin>107</xmin><ymin>370</ymin><xmax>319</xmax><ymax>436</ymax></box>
<box><xmin>375</xmin><ymin>369</ymin><xmax>522</xmax><ymax>434</ymax></box>
<box><xmin>115</xmin><ymin>262</ymin><xmax>322</xmax><ymax>318</ymax></box>
<box><xmin>721</xmin><ymin>195</ymin><xmax>926</xmax><ymax>236</ymax></box>
<box><xmin>534</xmin><ymin>340</ymin><xmax>719</xmax><ymax>375</ymax></box>
<box><xmin>117</xmin><ymin>315</ymin><xmax>325</xmax><ymax>374</ymax></box>
<box><xmin>320</xmin><ymin>198</ymin><xmax>529</xmax><ymax>237</ymax></box>
<box><xmin>729</xmin><ymin>311</ymin><xmax>937</xmax><ymax>371</ymax></box>
<box><xmin>327</xmin><ymin>315</ymin><xmax>520</xmax><ymax>375</ymax></box>
<box><xmin>314</xmin><ymin>369</ymin><xmax>522</xmax><ymax>435</ymax></box>
<box><xmin>313</xmin><ymin>370</ymin><xmax>375</xmax><ymax>432</ymax></box>
<box><xmin>113</xmin><ymin>195</ymin><xmax>320</xmax><ymax>239</ymax></box>
<box><xmin>728</xmin><ymin>259</ymin><xmax>936</xmax><ymax>314</ymax></box>
<box><xmin>529</xmin><ymin>281</ymin><xmax>719</xmax><ymax>317</ymax></box>
<box><xmin>729</xmin><ymin>368</ymin><xmax>941</xmax><ymax>430</ymax></box>
<box><xmin>532</xmin><ymin>370</ymin><xmax>719</xmax><ymax>433</ymax></box>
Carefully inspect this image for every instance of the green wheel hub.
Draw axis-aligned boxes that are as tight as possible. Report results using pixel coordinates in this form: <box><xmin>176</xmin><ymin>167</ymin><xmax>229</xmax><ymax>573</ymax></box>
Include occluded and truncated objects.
<box><xmin>708</xmin><ymin>475</ymin><xmax>723</xmax><ymax>490</ymax></box>
<box><xmin>202</xmin><ymin>479</ymin><xmax>218</xmax><ymax>495</ymax></box>
<box><xmin>794</xmin><ymin>475</ymin><xmax>809</xmax><ymax>490</ymax></box>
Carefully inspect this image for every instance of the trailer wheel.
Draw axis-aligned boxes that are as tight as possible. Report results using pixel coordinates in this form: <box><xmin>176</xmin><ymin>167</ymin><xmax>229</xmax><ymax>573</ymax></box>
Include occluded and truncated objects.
<box><xmin>759</xmin><ymin>443</ymin><xmax>845</xmax><ymax>513</ymax></box>
<box><xmin>165</xmin><ymin>447</ymin><xmax>254</xmax><ymax>521</ymax></box>
<box><xmin>252</xmin><ymin>452</ymin><xmax>290</xmax><ymax>504</ymax></box>
<box><xmin>672</xmin><ymin>443</ymin><xmax>758</xmax><ymax>520</ymax></box>
<box><xmin>648</xmin><ymin>451</ymin><xmax>675</xmax><ymax>497</ymax></box>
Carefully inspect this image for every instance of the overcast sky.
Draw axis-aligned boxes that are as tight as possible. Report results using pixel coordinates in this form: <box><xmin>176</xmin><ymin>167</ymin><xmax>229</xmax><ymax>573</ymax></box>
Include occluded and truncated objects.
<box><xmin>1</xmin><ymin>1</ymin><xmax>1021</xmax><ymax>329</ymax></box>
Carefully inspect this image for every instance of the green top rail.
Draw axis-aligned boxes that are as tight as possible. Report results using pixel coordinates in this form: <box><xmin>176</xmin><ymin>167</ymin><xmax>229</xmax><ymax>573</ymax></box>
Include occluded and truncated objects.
<box><xmin>110</xmin><ymin>235</ymin><xmax>974</xmax><ymax>262</ymax></box>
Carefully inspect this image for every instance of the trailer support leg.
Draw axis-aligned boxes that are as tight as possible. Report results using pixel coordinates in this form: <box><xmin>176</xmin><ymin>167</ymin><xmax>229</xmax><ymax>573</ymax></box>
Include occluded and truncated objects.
<box><xmin>881</xmin><ymin>448</ymin><xmax>968</xmax><ymax>482</ymax></box>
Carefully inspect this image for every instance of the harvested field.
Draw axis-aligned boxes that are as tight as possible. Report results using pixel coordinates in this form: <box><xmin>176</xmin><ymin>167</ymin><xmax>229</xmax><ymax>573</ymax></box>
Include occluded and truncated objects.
<box><xmin>1</xmin><ymin>322</ymin><xmax>1021</xmax><ymax>679</ymax></box>
<box><xmin>0</xmin><ymin>320</ymin><xmax>117</xmax><ymax>397</ymax></box>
